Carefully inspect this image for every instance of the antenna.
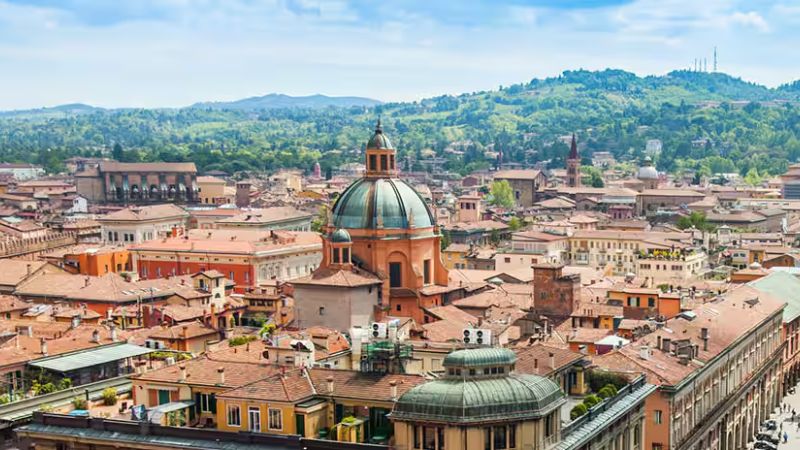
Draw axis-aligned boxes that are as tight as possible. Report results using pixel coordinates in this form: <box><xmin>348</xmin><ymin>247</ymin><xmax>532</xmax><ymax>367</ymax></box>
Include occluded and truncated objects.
<box><xmin>703</xmin><ymin>58</ymin><xmax>707</xmax><ymax>73</ymax></box>
<box><xmin>713</xmin><ymin>46</ymin><xmax>718</xmax><ymax>72</ymax></box>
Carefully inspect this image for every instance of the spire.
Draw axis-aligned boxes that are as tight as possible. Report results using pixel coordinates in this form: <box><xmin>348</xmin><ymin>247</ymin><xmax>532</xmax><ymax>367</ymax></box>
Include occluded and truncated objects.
<box><xmin>375</xmin><ymin>118</ymin><xmax>382</xmax><ymax>134</ymax></box>
<box><xmin>568</xmin><ymin>133</ymin><xmax>579</xmax><ymax>160</ymax></box>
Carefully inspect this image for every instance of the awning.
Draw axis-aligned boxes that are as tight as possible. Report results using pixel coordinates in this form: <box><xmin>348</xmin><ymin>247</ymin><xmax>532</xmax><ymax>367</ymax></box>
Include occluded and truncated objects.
<box><xmin>148</xmin><ymin>401</ymin><xmax>195</xmax><ymax>424</ymax></box>
<box><xmin>29</xmin><ymin>343</ymin><xmax>153</xmax><ymax>373</ymax></box>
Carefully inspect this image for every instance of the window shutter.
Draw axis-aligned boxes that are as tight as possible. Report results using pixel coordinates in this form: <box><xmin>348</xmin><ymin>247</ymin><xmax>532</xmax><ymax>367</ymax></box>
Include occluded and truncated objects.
<box><xmin>210</xmin><ymin>394</ymin><xmax>217</xmax><ymax>413</ymax></box>
<box><xmin>194</xmin><ymin>393</ymin><xmax>201</xmax><ymax>414</ymax></box>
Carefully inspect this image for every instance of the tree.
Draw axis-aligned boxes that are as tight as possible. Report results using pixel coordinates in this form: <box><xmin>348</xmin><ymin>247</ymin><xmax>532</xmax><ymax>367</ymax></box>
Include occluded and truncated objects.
<box><xmin>507</xmin><ymin>217</ymin><xmax>523</xmax><ymax>231</ymax></box>
<box><xmin>676</xmin><ymin>211</ymin><xmax>714</xmax><ymax>232</ymax></box>
<box><xmin>112</xmin><ymin>143</ymin><xmax>124</xmax><ymax>161</ymax></box>
<box><xmin>488</xmin><ymin>180</ymin><xmax>515</xmax><ymax>208</ymax></box>
<box><xmin>744</xmin><ymin>167</ymin><xmax>763</xmax><ymax>187</ymax></box>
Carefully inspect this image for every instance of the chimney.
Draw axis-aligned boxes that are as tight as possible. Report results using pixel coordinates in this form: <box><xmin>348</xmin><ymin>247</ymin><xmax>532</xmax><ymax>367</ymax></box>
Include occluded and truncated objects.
<box><xmin>549</xmin><ymin>352</ymin><xmax>555</xmax><ymax>369</ymax></box>
<box><xmin>40</xmin><ymin>337</ymin><xmax>48</xmax><ymax>356</ymax></box>
<box><xmin>390</xmin><ymin>380</ymin><xmax>398</xmax><ymax>401</ymax></box>
<box><xmin>533</xmin><ymin>359</ymin><xmax>538</xmax><ymax>370</ymax></box>
<box><xmin>91</xmin><ymin>329</ymin><xmax>100</xmax><ymax>343</ymax></box>
<box><xmin>657</xmin><ymin>335</ymin><xmax>662</xmax><ymax>349</ymax></box>
<box><xmin>700</xmin><ymin>328</ymin><xmax>709</xmax><ymax>351</ymax></box>
<box><xmin>71</xmin><ymin>315</ymin><xmax>80</xmax><ymax>329</ymax></box>
<box><xmin>661</xmin><ymin>338</ymin><xmax>671</xmax><ymax>352</ymax></box>
<box><xmin>217</xmin><ymin>367</ymin><xmax>225</xmax><ymax>385</ymax></box>
<box><xmin>26</xmin><ymin>263</ymin><xmax>32</xmax><ymax>277</ymax></box>
<box><xmin>181</xmin><ymin>325</ymin><xmax>189</xmax><ymax>340</ymax></box>
<box><xmin>326</xmin><ymin>375</ymin><xmax>334</xmax><ymax>394</ymax></box>
<box><xmin>639</xmin><ymin>345</ymin><xmax>651</xmax><ymax>360</ymax></box>
<box><xmin>110</xmin><ymin>323</ymin><xmax>118</xmax><ymax>342</ymax></box>
<box><xmin>179</xmin><ymin>364</ymin><xmax>187</xmax><ymax>382</ymax></box>
<box><xmin>84</xmin><ymin>277</ymin><xmax>90</xmax><ymax>288</ymax></box>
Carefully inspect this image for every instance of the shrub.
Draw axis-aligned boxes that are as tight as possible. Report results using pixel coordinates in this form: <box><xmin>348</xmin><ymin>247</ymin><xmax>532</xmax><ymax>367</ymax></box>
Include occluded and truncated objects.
<box><xmin>586</xmin><ymin>370</ymin><xmax>628</xmax><ymax>393</ymax></box>
<box><xmin>229</xmin><ymin>335</ymin><xmax>258</xmax><ymax>347</ymax></box>
<box><xmin>583</xmin><ymin>394</ymin><xmax>601</xmax><ymax>408</ymax></box>
<box><xmin>570</xmin><ymin>403</ymin><xmax>588</xmax><ymax>420</ymax></box>
<box><xmin>102</xmin><ymin>388</ymin><xmax>117</xmax><ymax>406</ymax></box>
<box><xmin>151</xmin><ymin>351</ymin><xmax>191</xmax><ymax>361</ymax></box>
<box><xmin>72</xmin><ymin>396</ymin><xmax>87</xmax><ymax>410</ymax></box>
<box><xmin>38</xmin><ymin>404</ymin><xmax>54</xmax><ymax>412</ymax></box>
<box><xmin>598</xmin><ymin>386</ymin><xmax>615</xmax><ymax>399</ymax></box>
<box><xmin>602</xmin><ymin>383</ymin><xmax>619</xmax><ymax>397</ymax></box>
<box><xmin>57</xmin><ymin>378</ymin><xmax>72</xmax><ymax>391</ymax></box>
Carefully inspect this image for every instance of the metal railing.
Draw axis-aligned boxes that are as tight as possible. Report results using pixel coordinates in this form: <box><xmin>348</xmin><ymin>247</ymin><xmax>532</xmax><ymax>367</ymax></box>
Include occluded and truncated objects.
<box><xmin>0</xmin><ymin>376</ymin><xmax>131</xmax><ymax>427</ymax></box>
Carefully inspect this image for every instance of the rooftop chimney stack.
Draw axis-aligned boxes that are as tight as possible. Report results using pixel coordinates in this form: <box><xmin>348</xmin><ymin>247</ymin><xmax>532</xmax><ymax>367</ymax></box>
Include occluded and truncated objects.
<box><xmin>179</xmin><ymin>364</ymin><xmax>187</xmax><ymax>382</ymax></box>
<box><xmin>326</xmin><ymin>375</ymin><xmax>334</xmax><ymax>394</ymax></box>
<box><xmin>639</xmin><ymin>345</ymin><xmax>651</xmax><ymax>360</ymax></box>
<box><xmin>534</xmin><ymin>359</ymin><xmax>539</xmax><ymax>370</ymax></box>
<box><xmin>91</xmin><ymin>329</ymin><xmax>100</xmax><ymax>343</ymax></box>
<box><xmin>110</xmin><ymin>323</ymin><xmax>118</xmax><ymax>342</ymax></box>
<box><xmin>700</xmin><ymin>328</ymin><xmax>709</xmax><ymax>352</ymax></box>
<box><xmin>40</xmin><ymin>337</ymin><xmax>48</xmax><ymax>356</ymax></box>
<box><xmin>217</xmin><ymin>367</ymin><xmax>225</xmax><ymax>385</ymax></box>
<box><xmin>390</xmin><ymin>380</ymin><xmax>397</xmax><ymax>401</ymax></box>
<box><xmin>549</xmin><ymin>352</ymin><xmax>555</xmax><ymax>369</ymax></box>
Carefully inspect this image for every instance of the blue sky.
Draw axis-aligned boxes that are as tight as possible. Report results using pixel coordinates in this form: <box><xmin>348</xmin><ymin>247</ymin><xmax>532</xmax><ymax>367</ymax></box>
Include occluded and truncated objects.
<box><xmin>0</xmin><ymin>0</ymin><xmax>798</xmax><ymax>109</ymax></box>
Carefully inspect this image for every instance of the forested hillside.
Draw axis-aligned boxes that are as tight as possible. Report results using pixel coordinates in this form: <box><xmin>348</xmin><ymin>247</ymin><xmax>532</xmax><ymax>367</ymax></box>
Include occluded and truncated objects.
<box><xmin>2</xmin><ymin>69</ymin><xmax>800</xmax><ymax>179</ymax></box>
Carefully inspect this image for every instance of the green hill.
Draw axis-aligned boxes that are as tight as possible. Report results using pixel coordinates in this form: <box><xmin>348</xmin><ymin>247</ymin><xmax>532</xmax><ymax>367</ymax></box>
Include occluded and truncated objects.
<box><xmin>1</xmin><ymin>70</ymin><xmax>799</xmax><ymax>178</ymax></box>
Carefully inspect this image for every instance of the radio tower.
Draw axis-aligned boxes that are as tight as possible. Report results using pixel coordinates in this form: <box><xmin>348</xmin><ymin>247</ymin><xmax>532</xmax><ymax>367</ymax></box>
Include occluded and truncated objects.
<box><xmin>713</xmin><ymin>46</ymin><xmax>718</xmax><ymax>72</ymax></box>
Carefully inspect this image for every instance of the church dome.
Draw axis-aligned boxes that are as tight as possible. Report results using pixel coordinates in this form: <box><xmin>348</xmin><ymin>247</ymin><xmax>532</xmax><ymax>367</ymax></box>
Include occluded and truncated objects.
<box><xmin>393</xmin><ymin>348</ymin><xmax>564</xmax><ymax>424</ymax></box>
<box><xmin>330</xmin><ymin>228</ymin><xmax>352</xmax><ymax>243</ymax></box>
<box><xmin>331</xmin><ymin>178</ymin><xmax>434</xmax><ymax>229</ymax></box>
<box><xmin>638</xmin><ymin>156</ymin><xmax>659</xmax><ymax>180</ymax></box>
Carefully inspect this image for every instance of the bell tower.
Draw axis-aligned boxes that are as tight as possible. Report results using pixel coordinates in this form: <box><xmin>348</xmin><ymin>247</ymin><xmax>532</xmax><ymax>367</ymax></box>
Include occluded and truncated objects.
<box><xmin>365</xmin><ymin>119</ymin><xmax>398</xmax><ymax>178</ymax></box>
<box><xmin>566</xmin><ymin>133</ymin><xmax>581</xmax><ymax>188</ymax></box>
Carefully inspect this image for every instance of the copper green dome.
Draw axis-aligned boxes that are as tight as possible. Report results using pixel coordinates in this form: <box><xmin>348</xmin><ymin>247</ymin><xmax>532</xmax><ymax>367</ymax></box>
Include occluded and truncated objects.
<box><xmin>331</xmin><ymin>178</ymin><xmax>434</xmax><ymax>229</ymax></box>
<box><xmin>367</xmin><ymin>120</ymin><xmax>393</xmax><ymax>149</ymax></box>
<box><xmin>392</xmin><ymin>373</ymin><xmax>564</xmax><ymax>424</ymax></box>
<box><xmin>444</xmin><ymin>348</ymin><xmax>517</xmax><ymax>369</ymax></box>
<box><xmin>330</xmin><ymin>228</ymin><xmax>352</xmax><ymax>243</ymax></box>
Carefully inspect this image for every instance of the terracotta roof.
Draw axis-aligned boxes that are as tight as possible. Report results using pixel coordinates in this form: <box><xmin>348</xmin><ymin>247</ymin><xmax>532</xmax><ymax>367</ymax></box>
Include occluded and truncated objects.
<box><xmin>291</xmin><ymin>267</ymin><xmax>381</xmax><ymax>288</ymax></box>
<box><xmin>15</xmin><ymin>273</ymin><xmax>204</xmax><ymax>304</ymax></box>
<box><xmin>0</xmin><ymin>296</ymin><xmax>29</xmax><ymax>313</ymax></box>
<box><xmin>98</xmin><ymin>161</ymin><xmax>197</xmax><ymax>173</ymax></box>
<box><xmin>216</xmin><ymin>207</ymin><xmax>312</xmax><ymax>224</ymax></box>
<box><xmin>514</xmin><ymin>343</ymin><xmax>583</xmax><ymax>376</ymax></box>
<box><xmin>149</xmin><ymin>322</ymin><xmax>218</xmax><ymax>340</ymax></box>
<box><xmin>512</xmin><ymin>230</ymin><xmax>568</xmax><ymax>242</ymax></box>
<box><xmin>97</xmin><ymin>204</ymin><xmax>188</xmax><ymax>222</ymax></box>
<box><xmin>494</xmin><ymin>170</ymin><xmax>542</xmax><ymax>180</ymax></box>
<box><xmin>593</xmin><ymin>284</ymin><xmax>784</xmax><ymax>386</ymax></box>
<box><xmin>308</xmin><ymin>369</ymin><xmax>425</xmax><ymax>402</ymax></box>
<box><xmin>217</xmin><ymin>369</ymin><xmax>314</xmax><ymax>403</ymax></box>
<box><xmin>444</xmin><ymin>220</ymin><xmax>509</xmax><ymax>232</ymax></box>
<box><xmin>133</xmin><ymin>356</ymin><xmax>280</xmax><ymax>387</ymax></box>
<box><xmin>53</xmin><ymin>307</ymin><xmax>102</xmax><ymax>320</ymax></box>
<box><xmin>0</xmin><ymin>260</ymin><xmax>46</xmax><ymax>287</ymax></box>
<box><xmin>131</xmin><ymin>230</ymin><xmax>321</xmax><ymax>255</ymax></box>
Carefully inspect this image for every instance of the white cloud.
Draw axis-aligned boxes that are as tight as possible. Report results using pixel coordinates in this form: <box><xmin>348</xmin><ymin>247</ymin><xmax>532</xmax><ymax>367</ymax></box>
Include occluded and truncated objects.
<box><xmin>728</xmin><ymin>11</ymin><xmax>769</xmax><ymax>32</ymax></box>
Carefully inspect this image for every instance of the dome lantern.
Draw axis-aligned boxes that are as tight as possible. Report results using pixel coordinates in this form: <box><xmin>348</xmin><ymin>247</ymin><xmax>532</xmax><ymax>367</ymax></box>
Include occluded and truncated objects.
<box><xmin>365</xmin><ymin>119</ymin><xmax>398</xmax><ymax>178</ymax></box>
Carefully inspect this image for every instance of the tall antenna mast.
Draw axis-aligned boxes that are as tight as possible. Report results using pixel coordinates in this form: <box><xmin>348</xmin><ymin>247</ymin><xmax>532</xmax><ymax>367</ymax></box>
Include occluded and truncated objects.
<box><xmin>713</xmin><ymin>46</ymin><xmax>718</xmax><ymax>72</ymax></box>
<box><xmin>703</xmin><ymin>58</ymin><xmax>707</xmax><ymax>73</ymax></box>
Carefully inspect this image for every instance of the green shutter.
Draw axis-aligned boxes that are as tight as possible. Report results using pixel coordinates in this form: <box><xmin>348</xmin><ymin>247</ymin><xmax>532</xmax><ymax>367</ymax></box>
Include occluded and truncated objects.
<box><xmin>210</xmin><ymin>394</ymin><xmax>217</xmax><ymax>413</ymax></box>
<box><xmin>195</xmin><ymin>393</ymin><xmax>201</xmax><ymax>414</ymax></box>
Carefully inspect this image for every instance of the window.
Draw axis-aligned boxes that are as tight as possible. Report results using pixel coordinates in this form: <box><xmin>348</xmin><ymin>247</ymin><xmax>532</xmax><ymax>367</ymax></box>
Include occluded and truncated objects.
<box><xmin>396</xmin><ymin>304</ymin><xmax>402</xmax><ymax>312</ymax></box>
<box><xmin>268</xmin><ymin>408</ymin><xmax>282</xmax><ymax>430</ymax></box>
<box><xmin>389</xmin><ymin>262</ymin><xmax>402</xmax><ymax>288</ymax></box>
<box><xmin>423</xmin><ymin>427</ymin><xmax>436</xmax><ymax>450</ymax></box>
<box><xmin>199</xmin><ymin>393</ymin><xmax>216</xmax><ymax>413</ymax></box>
<box><xmin>319</xmin><ymin>306</ymin><xmax>325</xmax><ymax>316</ymax></box>
<box><xmin>381</xmin><ymin>154</ymin><xmax>388</xmax><ymax>171</ymax></box>
<box><xmin>494</xmin><ymin>426</ymin><xmax>507</xmax><ymax>450</ymax></box>
<box><xmin>484</xmin><ymin>428</ymin><xmax>492</xmax><ymax>450</ymax></box>
<box><xmin>654</xmin><ymin>410</ymin><xmax>663</xmax><ymax>424</ymax></box>
<box><xmin>508</xmin><ymin>424</ymin><xmax>516</xmax><ymax>448</ymax></box>
<box><xmin>369</xmin><ymin>154</ymin><xmax>377</xmax><ymax>171</ymax></box>
<box><xmin>343</xmin><ymin>248</ymin><xmax>350</xmax><ymax>263</ymax></box>
<box><xmin>424</xmin><ymin>259</ymin><xmax>432</xmax><ymax>285</ymax></box>
<box><xmin>229</xmin><ymin>271</ymin><xmax>234</xmax><ymax>280</ymax></box>
<box><xmin>249</xmin><ymin>407</ymin><xmax>261</xmax><ymax>432</ymax></box>
<box><xmin>413</xmin><ymin>425</ymin><xmax>421</xmax><ymax>449</ymax></box>
<box><xmin>333</xmin><ymin>248</ymin><xmax>340</xmax><ymax>263</ymax></box>
<box><xmin>227</xmin><ymin>405</ymin><xmax>241</xmax><ymax>426</ymax></box>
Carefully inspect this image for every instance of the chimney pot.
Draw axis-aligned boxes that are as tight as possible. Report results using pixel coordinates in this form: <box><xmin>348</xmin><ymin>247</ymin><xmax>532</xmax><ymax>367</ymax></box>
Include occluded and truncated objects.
<box><xmin>549</xmin><ymin>352</ymin><xmax>555</xmax><ymax>369</ymax></box>
<box><xmin>217</xmin><ymin>367</ymin><xmax>225</xmax><ymax>385</ymax></box>
<box><xmin>390</xmin><ymin>380</ymin><xmax>398</xmax><ymax>400</ymax></box>
<box><xmin>40</xmin><ymin>337</ymin><xmax>48</xmax><ymax>356</ymax></box>
<box><xmin>179</xmin><ymin>364</ymin><xmax>187</xmax><ymax>382</ymax></box>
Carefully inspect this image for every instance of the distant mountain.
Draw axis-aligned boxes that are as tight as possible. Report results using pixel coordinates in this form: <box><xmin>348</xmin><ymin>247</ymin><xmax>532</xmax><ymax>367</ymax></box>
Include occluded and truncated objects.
<box><xmin>190</xmin><ymin>93</ymin><xmax>381</xmax><ymax>110</ymax></box>
<box><xmin>0</xmin><ymin>103</ymin><xmax>103</xmax><ymax>118</ymax></box>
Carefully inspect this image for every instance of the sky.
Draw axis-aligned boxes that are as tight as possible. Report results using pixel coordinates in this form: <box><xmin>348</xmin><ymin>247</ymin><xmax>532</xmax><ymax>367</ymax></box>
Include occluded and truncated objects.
<box><xmin>0</xmin><ymin>0</ymin><xmax>799</xmax><ymax>109</ymax></box>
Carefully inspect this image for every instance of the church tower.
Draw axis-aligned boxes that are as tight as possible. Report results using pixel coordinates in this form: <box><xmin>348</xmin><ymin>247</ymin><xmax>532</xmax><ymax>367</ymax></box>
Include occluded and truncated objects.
<box><xmin>566</xmin><ymin>133</ymin><xmax>581</xmax><ymax>188</ymax></box>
